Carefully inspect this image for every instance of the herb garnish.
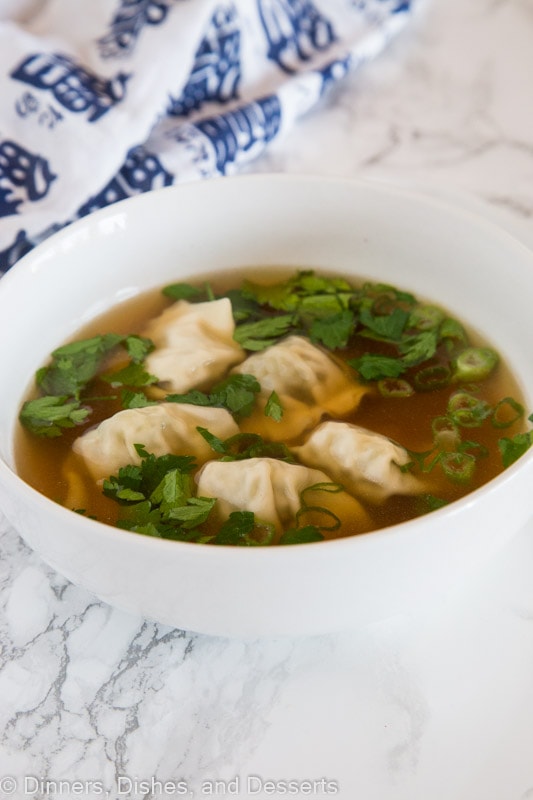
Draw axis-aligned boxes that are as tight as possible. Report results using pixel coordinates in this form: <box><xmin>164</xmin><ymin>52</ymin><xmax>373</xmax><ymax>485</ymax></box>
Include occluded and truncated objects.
<box><xmin>19</xmin><ymin>395</ymin><xmax>91</xmax><ymax>438</ymax></box>
<box><xmin>20</xmin><ymin>333</ymin><xmax>157</xmax><ymax>437</ymax></box>
<box><xmin>166</xmin><ymin>373</ymin><xmax>261</xmax><ymax>420</ymax></box>
<box><xmin>498</xmin><ymin>413</ymin><xmax>533</xmax><ymax>467</ymax></box>
<box><xmin>103</xmin><ymin>445</ymin><xmax>216</xmax><ymax>540</ymax></box>
<box><xmin>100</xmin><ymin>445</ymin><xmax>339</xmax><ymax>545</ymax></box>
<box><xmin>197</xmin><ymin>429</ymin><xmax>295</xmax><ymax>462</ymax></box>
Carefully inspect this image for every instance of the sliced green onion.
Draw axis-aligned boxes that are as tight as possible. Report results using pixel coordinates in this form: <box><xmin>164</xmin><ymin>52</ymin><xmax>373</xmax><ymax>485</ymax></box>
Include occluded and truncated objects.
<box><xmin>458</xmin><ymin>440</ymin><xmax>489</xmax><ymax>459</ymax></box>
<box><xmin>492</xmin><ymin>396</ymin><xmax>524</xmax><ymax>428</ymax></box>
<box><xmin>440</xmin><ymin>451</ymin><xmax>476</xmax><ymax>484</ymax></box>
<box><xmin>377</xmin><ymin>378</ymin><xmax>414</xmax><ymax>398</ymax></box>
<box><xmin>453</xmin><ymin>347</ymin><xmax>498</xmax><ymax>382</ymax></box>
<box><xmin>447</xmin><ymin>391</ymin><xmax>492</xmax><ymax>428</ymax></box>
<box><xmin>296</xmin><ymin>506</ymin><xmax>341</xmax><ymax>532</ymax></box>
<box><xmin>439</xmin><ymin>318</ymin><xmax>468</xmax><ymax>344</ymax></box>
<box><xmin>301</xmin><ymin>481</ymin><xmax>344</xmax><ymax>497</ymax></box>
<box><xmin>409</xmin><ymin>304</ymin><xmax>444</xmax><ymax>331</ymax></box>
<box><xmin>407</xmin><ymin>448</ymin><xmax>442</xmax><ymax>474</ymax></box>
<box><xmin>431</xmin><ymin>415</ymin><xmax>460</xmax><ymax>451</ymax></box>
<box><xmin>414</xmin><ymin>364</ymin><xmax>451</xmax><ymax>391</ymax></box>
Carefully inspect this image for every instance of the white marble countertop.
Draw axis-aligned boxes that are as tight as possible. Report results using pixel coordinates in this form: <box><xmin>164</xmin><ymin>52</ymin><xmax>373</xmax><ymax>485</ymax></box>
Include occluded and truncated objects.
<box><xmin>1</xmin><ymin>1</ymin><xmax>533</xmax><ymax>798</ymax></box>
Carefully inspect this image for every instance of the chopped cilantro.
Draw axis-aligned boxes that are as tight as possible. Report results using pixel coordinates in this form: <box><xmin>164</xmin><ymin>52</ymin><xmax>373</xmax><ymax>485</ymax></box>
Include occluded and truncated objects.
<box><xmin>398</xmin><ymin>330</ymin><xmax>438</xmax><ymax>366</ymax></box>
<box><xmin>264</xmin><ymin>391</ymin><xmax>283</xmax><ymax>422</ymax></box>
<box><xmin>195</xmin><ymin>427</ymin><xmax>227</xmax><ymax>455</ymax></box>
<box><xmin>166</xmin><ymin>373</ymin><xmax>261</xmax><ymax>420</ymax></box>
<box><xmin>197</xmin><ymin>429</ymin><xmax>295</xmax><ymax>462</ymax></box>
<box><xmin>498</xmin><ymin>430</ymin><xmax>533</xmax><ymax>467</ymax></box>
<box><xmin>241</xmin><ymin>270</ymin><xmax>349</xmax><ymax>311</ymax></box>
<box><xmin>102</xmin><ymin>362</ymin><xmax>158</xmax><ymax>388</ymax></box>
<box><xmin>233</xmin><ymin>314</ymin><xmax>295</xmax><ymax>351</ymax></box>
<box><xmin>123</xmin><ymin>334</ymin><xmax>153</xmax><ymax>362</ymax></box>
<box><xmin>102</xmin><ymin>447</ymin><xmax>214</xmax><ymax>539</ymax></box>
<box><xmin>349</xmin><ymin>354</ymin><xmax>406</xmax><ymax>381</ymax></box>
<box><xmin>279</xmin><ymin>525</ymin><xmax>325</xmax><ymax>545</ymax></box>
<box><xmin>309</xmin><ymin>310</ymin><xmax>355</xmax><ymax>349</ymax></box>
<box><xmin>22</xmin><ymin>332</ymin><xmax>158</xmax><ymax>437</ymax></box>
<box><xmin>121</xmin><ymin>390</ymin><xmax>157</xmax><ymax>409</ymax></box>
<box><xmin>236</xmin><ymin>271</ymin><xmax>357</xmax><ymax>348</ymax></box>
<box><xmin>299</xmin><ymin>291</ymin><xmax>352</xmax><ymax>318</ymax></box>
<box><xmin>36</xmin><ymin>333</ymin><xmax>123</xmax><ymax>397</ymax></box>
<box><xmin>359</xmin><ymin>307</ymin><xmax>409</xmax><ymax>342</ymax></box>
<box><xmin>162</xmin><ymin>282</ymin><xmax>207</xmax><ymax>301</ymax></box>
<box><xmin>19</xmin><ymin>395</ymin><xmax>90</xmax><ymax>437</ymax></box>
<box><xmin>213</xmin><ymin>511</ymin><xmax>275</xmax><ymax>546</ymax></box>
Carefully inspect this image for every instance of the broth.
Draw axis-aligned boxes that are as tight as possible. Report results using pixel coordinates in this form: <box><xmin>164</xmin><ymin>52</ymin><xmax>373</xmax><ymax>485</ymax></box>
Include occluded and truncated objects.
<box><xmin>16</xmin><ymin>268</ymin><xmax>530</xmax><ymax>546</ymax></box>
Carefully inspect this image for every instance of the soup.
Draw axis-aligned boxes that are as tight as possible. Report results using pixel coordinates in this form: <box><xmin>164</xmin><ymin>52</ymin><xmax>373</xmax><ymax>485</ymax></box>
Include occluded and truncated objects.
<box><xmin>16</xmin><ymin>269</ymin><xmax>531</xmax><ymax>546</ymax></box>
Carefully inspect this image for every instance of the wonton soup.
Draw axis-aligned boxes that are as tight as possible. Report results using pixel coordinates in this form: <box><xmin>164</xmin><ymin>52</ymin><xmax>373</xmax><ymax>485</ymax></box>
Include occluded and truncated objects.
<box><xmin>16</xmin><ymin>269</ymin><xmax>531</xmax><ymax>546</ymax></box>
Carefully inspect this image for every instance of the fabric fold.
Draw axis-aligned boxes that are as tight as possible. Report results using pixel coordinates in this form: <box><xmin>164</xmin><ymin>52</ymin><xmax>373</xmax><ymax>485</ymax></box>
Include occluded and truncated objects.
<box><xmin>0</xmin><ymin>0</ymin><xmax>415</xmax><ymax>273</ymax></box>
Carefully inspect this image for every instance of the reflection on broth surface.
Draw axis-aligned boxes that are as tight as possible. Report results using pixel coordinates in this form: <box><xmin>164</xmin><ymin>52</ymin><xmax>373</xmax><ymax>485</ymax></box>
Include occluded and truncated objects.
<box><xmin>16</xmin><ymin>269</ymin><xmax>531</xmax><ymax>546</ymax></box>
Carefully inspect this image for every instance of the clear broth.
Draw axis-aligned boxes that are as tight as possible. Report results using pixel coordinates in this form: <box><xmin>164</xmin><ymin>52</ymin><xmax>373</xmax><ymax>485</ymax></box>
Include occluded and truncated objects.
<box><xmin>15</xmin><ymin>268</ymin><xmax>528</xmax><ymax>541</ymax></box>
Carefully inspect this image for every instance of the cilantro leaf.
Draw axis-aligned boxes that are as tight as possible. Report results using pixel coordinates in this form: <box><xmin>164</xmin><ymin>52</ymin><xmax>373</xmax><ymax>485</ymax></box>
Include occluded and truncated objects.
<box><xmin>36</xmin><ymin>333</ymin><xmax>123</xmax><ymax>397</ymax></box>
<box><xmin>123</xmin><ymin>335</ymin><xmax>154</xmax><ymax>363</ymax></box>
<box><xmin>498</xmin><ymin>431</ymin><xmax>533</xmax><ymax>467</ymax></box>
<box><xmin>149</xmin><ymin>469</ymin><xmax>192</xmax><ymax>515</ymax></box>
<box><xmin>162</xmin><ymin>282</ymin><xmax>206</xmax><ymax>301</ymax></box>
<box><xmin>279</xmin><ymin>525</ymin><xmax>325</xmax><ymax>545</ymax></box>
<box><xmin>264</xmin><ymin>391</ymin><xmax>283</xmax><ymax>422</ymax></box>
<box><xmin>349</xmin><ymin>354</ymin><xmax>406</xmax><ymax>381</ymax></box>
<box><xmin>165</xmin><ymin>390</ymin><xmax>212</xmax><ymax>407</ymax></box>
<box><xmin>196</xmin><ymin>427</ymin><xmax>227</xmax><ymax>454</ymax></box>
<box><xmin>224</xmin><ymin>288</ymin><xmax>265</xmax><ymax>322</ymax></box>
<box><xmin>167</xmin><ymin>373</ymin><xmax>261</xmax><ymax>420</ymax></box>
<box><xmin>120</xmin><ymin>390</ymin><xmax>157</xmax><ymax>409</ymax></box>
<box><xmin>27</xmin><ymin>332</ymin><xmax>158</xmax><ymax>437</ymax></box>
<box><xmin>197</xmin><ymin>429</ymin><xmax>294</xmax><ymax>462</ymax></box>
<box><xmin>359</xmin><ymin>307</ymin><xmax>409</xmax><ymax>342</ymax></box>
<box><xmin>213</xmin><ymin>511</ymin><xmax>274</xmax><ymax>546</ymax></box>
<box><xmin>102</xmin><ymin>448</ymin><xmax>215</xmax><ymax>540</ymax></box>
<box><xmin>309</xmin><ymin>310</ymin><xmax>355</xmax><ymax>349</ymax></box>
<box><xmin>19</xmin><ymin>395</ymin><xmax>90</xmax><ymax>437</ymax></box>
<box><xmin>168</xmin><ymin>496</ymin><xmax>216</xmax><ymax>528</ymax></box>
<box><xmin>241</xmin><ymin>271</ymin><xmax>353</xmax><ymax>313</ymax></box>
<box><xmin>210</xmin><ymin>374</ymin><xmax>261</xmax><ymax>418</ymax></box>
<box><xmin>233</xmin><ymin>315</ymin><xmax>295</xmax><ymax>351</ymax></box>
<box><xmin>102</xmin><ymin>362</ymin><xmax>158</xmax><ymax>388</ymax></box>
<box><xmin>399</xmin><ymin>331</ymin><xmax>439</xmax><ymax>366</ymax></box>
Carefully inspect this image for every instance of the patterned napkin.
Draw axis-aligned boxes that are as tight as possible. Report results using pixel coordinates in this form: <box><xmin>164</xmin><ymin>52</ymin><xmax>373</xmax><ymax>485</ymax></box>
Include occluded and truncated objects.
<box><xmin>0</xmin><ymin>0</ymin><xmax>414</xmax><ymax>273</ymax></box>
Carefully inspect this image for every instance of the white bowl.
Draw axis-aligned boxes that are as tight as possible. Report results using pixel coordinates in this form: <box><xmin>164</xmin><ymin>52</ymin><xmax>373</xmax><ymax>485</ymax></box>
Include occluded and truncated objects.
<box><xmin>0</xmin><ymin>175</ymin><xmax>532</xmax><ymax>637</ymax></box>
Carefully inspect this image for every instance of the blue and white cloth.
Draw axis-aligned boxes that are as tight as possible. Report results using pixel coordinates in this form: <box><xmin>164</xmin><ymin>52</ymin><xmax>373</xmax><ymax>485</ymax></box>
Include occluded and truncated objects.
<box><xmin>0</xmin><ymin>0</ymin><xmax>415</xmax><ymax>273</ymax></box>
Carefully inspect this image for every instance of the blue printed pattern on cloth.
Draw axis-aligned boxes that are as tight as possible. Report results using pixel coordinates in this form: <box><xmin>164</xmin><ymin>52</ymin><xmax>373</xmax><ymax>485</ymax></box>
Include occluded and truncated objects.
<box><xmin>0</xmin><ymin>0</ymin><xmax>414</xmax><ymax>273</ymax></box>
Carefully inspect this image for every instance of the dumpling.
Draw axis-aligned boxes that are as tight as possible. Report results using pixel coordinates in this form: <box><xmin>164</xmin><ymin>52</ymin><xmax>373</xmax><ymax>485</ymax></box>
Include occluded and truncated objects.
<box><xmin>231</xmin><ymin>335</ymin><xmax>368</xmax><ymax>441</ymax></box>
<box><xmin>291</xmin><ymin>421</ymin><xmax>422</xmax><ymax>503</ymax></box>
<box><xmin>195</xmin><ymin>457</ymin><xmax>371</xmax><ymax>537</ymax></box>
<box><xmin>143</xmin><ymin>298</ymin><xmax>246</xmax><ymax>392</ymax></box>
<box><xmin>72</xmin><ymin>402</ymin><xmax>239</xmax><ymax>481</ymax></box>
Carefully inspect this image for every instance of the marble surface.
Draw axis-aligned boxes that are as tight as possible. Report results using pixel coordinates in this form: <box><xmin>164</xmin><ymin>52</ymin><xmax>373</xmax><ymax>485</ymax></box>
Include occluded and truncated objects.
<box><xmin>2</xmin><ymin>0</ymin><xmax>533</xmax><ymax>798</ymax></box>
